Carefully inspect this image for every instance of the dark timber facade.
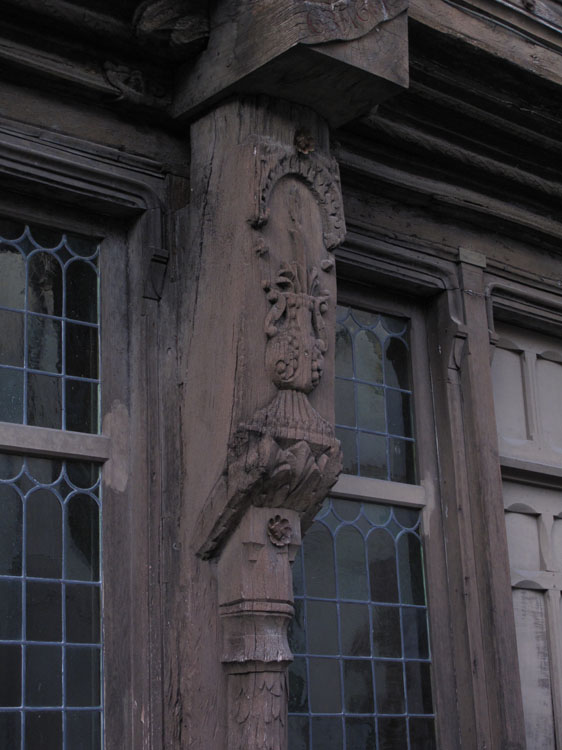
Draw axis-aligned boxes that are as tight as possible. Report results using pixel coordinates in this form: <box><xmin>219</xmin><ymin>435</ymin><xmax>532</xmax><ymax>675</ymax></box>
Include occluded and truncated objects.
<box><xmin>1</xmin><ymin>1</ymin><xmax>562</xmax><ymax>748</ymax></box>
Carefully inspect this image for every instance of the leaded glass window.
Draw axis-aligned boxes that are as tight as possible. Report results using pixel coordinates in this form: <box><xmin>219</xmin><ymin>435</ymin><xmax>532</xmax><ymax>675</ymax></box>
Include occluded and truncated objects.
<box><xmin>288</xmin><ymin>304</ymin><xmax>436</xmax><ymax>749</ymax></box>
<box><xmin>0</xmin><ymin>219</ymin><xmax>102</xmax><ymax>750</ymax></box>
<box><xmin>335</xmin><ymin>306</ymin><xmax>415</xmax><ymax>484</ymax></box>
<box><xmin>0</xmin><ymin>220</ymin><xmax>100</xmax><ymax>433</ymax></box>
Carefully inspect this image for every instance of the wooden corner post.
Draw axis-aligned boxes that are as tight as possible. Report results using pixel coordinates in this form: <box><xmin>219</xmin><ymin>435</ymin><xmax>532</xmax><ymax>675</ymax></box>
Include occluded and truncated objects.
<box><xmin>179</xmin><ymin>3</ymin><xmax>409</xmax><ymax>748</ymax></box>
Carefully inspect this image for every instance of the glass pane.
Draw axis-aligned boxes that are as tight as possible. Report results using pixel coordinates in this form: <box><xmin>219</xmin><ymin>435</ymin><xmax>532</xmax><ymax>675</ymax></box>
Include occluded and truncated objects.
<box><xmin>66</xmin><ymin>647</ymin><xmax>101</xmax><ymax>707</ymax></box>
<box><xmin>335</xmin><ymin>378</ymin><xmax>355</xmax><ymax>427</ymax></box>
<box><xmin>368</xmin><ymin>529</ymin><xmax>399</xmax><ymax>603</ymax></box>
<box><xmin>0</xmin><ymin>244</ymin><xmax>25</xmax><ymax>308</ymax></box>
<box><xmin>66</xmin><ymin>322</ymin><xmax>98</xmax><ymax>379</ymax></box>
<box><xmin>66</xmin><ymin>379</ymin><xmax>98</xmax><ymax>433</ymax></box>
<box><xmin>288</xmin><ymin>715</ymin><xmax>309</xmax><ymax>750</ymax></box>
<box><xmin>340</xmin><ymin>603</ymin><xmax>370</xmax><ymax>656</ymax></box>
<box><xmin>387</xmin><ymin>390</ymin><xmax>412</xmax><ymax>438</ymax></box>
<box><xmin>356</xmin><ymin>383</ymin><xmax>385</xmax><ymax>432</ymax></box>
<box><xmin>26</xmin><ymin>490</ymin><xmax>62</xmax><ymax>578</ymax></box>
<box><xmin>378</xmin><ymin>717</ymin><xmax>407</xmax><ymax>749</ymax></box>
<box><xmin>374</xmin><ymin>661</ymin><xmax>404</xmax><ymax>714</ymax></box>
<box><xmin>0</xmin><ymin>579</ymin><xmax>21</xmax><ymax>638</ymax></box>
<box><xmin>66</xmin><ymin>261</ymin><xmax>98</xmax><ymax>322</ymax></box>
<box><xmin>402</xmin><ymin>607</ymin><xmax>429</xmax><ymax>659</ymax></box>
<box><xmin>26</xmin><ymin>457</ymin><xmax>62</xmax><ymax>485</ymax></box>
<box><xmin>344</xmin><ymin>659</ymin><xmax>374</xmax><ymax>713</ymax></box>
<box><xmin>307</xmin><ymin>601</ymin><xmax>338</xmax><ymax>655</ymax></box>
<box><xmin>346</xmin><ymin>717</ymin><xmax>376</xmax><ymax>749</ymax></box>
<box><xmin>406</xmin><ymin>662</ymin><xmax>434</xmax><ymax>714</ymax></box>
<box><xmin>0</xmin><ymin>485</ymin><xmax>22</xmax><ymax>574</ymax></box>
<box><xmin>336</xmin><ymin>526</ymin><xmax>368</xmax><ymax>600</ymax></box>
<box><xmin>66</xmin><ymin>494</ymin><xmax>100</xmax><ymax>582</ymax></box>
<box><xmin>390</xmin><ymin>438</ymin><xmax>415</xmax><ymax>484</ymax></box>
<box><xmin>358</xmin><ymin>432</ymin><xmax>386</xmax><ymax>480</ymax></box>
<box><xmin>355</xmin><ymin>329</ymin><xmax>383</xmax><ymax>382</ymax></box>
<box><xmin>336</xmin><ymin>428</ymin><xmax>357</xmax><ymax>475</ymax></box>
<box><xmin>0</xmin><ymin>712</ymin><xmax>20</xmax><ymax>747</ymax></box>
<box><xmin>0</xmin><ymin>368</ymin><xmax>23</xmax><ymax>423</ymax></box>
<box><xmin>27</xmin><ymin>316</ymin><xmax>61</xmax><ymax>373</ymax></box>
<box><xmin>363</xmin><ymin>503</ymin><xmax>391</xmax><ymax>526</ymax></box>
<box><xmin>309</xmin><ymin>658</ymin><xmax>341</xmax><ymax>713</ymax></box>
<box><xmin>409</xmin><ymin>717</ymin><xmax>437</xmax><ymax>749</ymax></box>
<box><xmin>0</xmin><ymin>645</ymin><xmax>21</xmax><ymax>706</ymax></box>
<box><xmin>28</xmin><ymin>252</ymin><xmax>63</xmax><ymax>317</ymax></box>
<box><xmin>332</xmin><ymin>499</ymin><xmax>361</xmax><ymax>522</ymax></box>
<box><xmin>372</xmin><ymin>605</ymin><xmax>401</xmax><ymax>657</ymax></box>
<box><xmin>27</xmin><ymin>372</ymin><xmax>62</xmax><ymax>429</ymax></box>
<box><xmin>26</xmin><ymin>581</ymin><xmax>62</xmax><ymax>642</ymax></box>
<box><xmin>0</xmin><ymin>310</ymin><xmax>24</xmax><ymax>365</ymax></box>
<box><xmin>303</xmin><ymin>524</ymin><xmax>335</xmax><ymax>598</ymax></box>
<box><xmin>25</xmin><ymin>645</ymin><xmax>62</xmax><ymax>706</ymax></box>
<box><xmin>394</xmin><ymin>507</ymin><xmax>419</xmax><ymax>529</ymax></box>
<box><xmin>25</xmin><ymin>712</ymin><xmax>62</xmax><ymax>748</ymax></box>
<box><xmin>335</xmin><ymin>325</ymin><xmax>353</xmax><ymax>377</ymax></box>
<box><xmin>398</xmin><ymin>534</ymin><xmax>426</xmax><ymax>605</ymax></box>
<box><xmin>66</xmin><ymin>711</ymin><xmax>102</xmax><ymax>750</ymax></box>
<box><xmin>288</xmin><ymin>597</ymin><xmax>306</xmax><ymax>654</ymax></box>
<box><xmin>66</xmin><ymin>584</ymin><xmax>100</xmax><ymax>643</ymax></box>
<box><xmin>292</xmin><ymin>548</ymin><xmax>304</xmax><ymax>597</ymax></box>
<box><xmin>385</xmin><ymin>337</ymin><xmax>410</xmax><ymax>390</ymax></box>
<box><xmin>311</xmin><ymin>717</ymin><xmax>342</xmax><ymax>750</ymax></box>
<box><xmin>288</xmin><ymin>657</ymin><xmax>309</xmax><ymax>713</ymax></box>
<box><xmin>67</xmin><ymin>461</ymin><xmax>99</xmax><ymax>490</ymax></box>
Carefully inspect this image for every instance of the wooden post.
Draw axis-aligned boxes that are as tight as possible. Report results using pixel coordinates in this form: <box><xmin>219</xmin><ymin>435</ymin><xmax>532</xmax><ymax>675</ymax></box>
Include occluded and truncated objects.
<box><xmin>429</xmin><ymin>253</ymin><xmax>527</xmax><ymax>750</ymax></box>
<box><xmin>182</xmin><ymin>97</ymin><xmax>344</xmax><ymax>749</ymax></box>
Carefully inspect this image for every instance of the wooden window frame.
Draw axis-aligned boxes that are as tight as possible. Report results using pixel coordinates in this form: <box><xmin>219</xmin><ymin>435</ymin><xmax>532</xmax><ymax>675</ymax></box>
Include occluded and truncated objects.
<box><xmin>331</xmin><ymin>280</ymin><xmax>460</xmax><ymax>749</ymax></box>
<box><xmin>0</xmin><ymin>121</ymin><xmax>168</xmax><ymax>750</ymax></box>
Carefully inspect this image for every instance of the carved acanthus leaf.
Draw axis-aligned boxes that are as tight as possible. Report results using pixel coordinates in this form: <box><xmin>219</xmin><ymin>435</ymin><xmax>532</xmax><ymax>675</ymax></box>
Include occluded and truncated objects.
<box><xmin>229</xmin><ymin>671</ymin><xmax>287</xmax><ymax>750</ymax></box>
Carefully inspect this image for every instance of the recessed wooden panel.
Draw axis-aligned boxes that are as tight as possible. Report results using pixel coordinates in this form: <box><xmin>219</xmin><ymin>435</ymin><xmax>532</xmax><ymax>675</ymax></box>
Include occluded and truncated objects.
<box><xmin>492</xmin><ymin>347</ymin><xmax>528</xmax><ymax>442</ymax></box>
<box><xmin>537</xmin><ymin>358</ymin><xmax>562</xmax><ymax>455</ymax></box>
<box><xmin>505</xmin><ymin>512</ymin><xmax>540</xmax><ymax>570</ymax></box>
<box><xmin>512</xmin><ymin>590</ymin><xmax>556</xmax><ymax>750</ymax></box>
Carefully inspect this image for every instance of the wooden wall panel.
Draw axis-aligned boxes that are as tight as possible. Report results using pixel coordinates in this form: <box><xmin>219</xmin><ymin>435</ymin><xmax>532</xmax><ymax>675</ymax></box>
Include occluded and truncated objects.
<box><xmin>512</xmin><ymin>590</ymin><xmax>556</xmax><ymax>750</ymax></box>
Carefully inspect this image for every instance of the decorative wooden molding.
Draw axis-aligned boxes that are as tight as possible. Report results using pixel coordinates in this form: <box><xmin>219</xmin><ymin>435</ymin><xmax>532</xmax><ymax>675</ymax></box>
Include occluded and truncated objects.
<box><xmin>218</xmin><ymin>505</ymin><xmax>301</xmax><ymax>750</ymax></box>
<box><xmin>173</xmin><ymin>0</ymin><xmax>409</xmax><ymax>124</ymax></box>
<box><xmin>0</xmin><ymin>422</ymin><xmax>110</xmax><ymax>461</ymax></box>
<box><xmin>0</xmin><ymin>118</ymin><xmax>169</xmax><ymax>302</ymax></box>
<box><xmin>133</xmin><ymin>0</ymin><xmax>210</xmax><ymax>59</ymax></box>
<box><xmin>103</xmin><ymin>62</ymin><xmax>172</xmax><ymax>108</ymax></box>
<box><xmin>253</xmin><ymin>147</ymin><xmax>346</xmax><ymax>250</ymax></box>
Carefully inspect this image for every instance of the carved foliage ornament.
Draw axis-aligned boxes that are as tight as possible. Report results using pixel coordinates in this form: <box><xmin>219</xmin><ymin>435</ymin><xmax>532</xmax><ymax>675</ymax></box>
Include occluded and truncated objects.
<box><xmin>263</xmin><ymin>263</ymin><xmax>329</xmax><ymax>393</ymax></box>
<box><xmin>301</xmin><ymin>0</ymin><xmax>409</xmax><ymax>45</ymax></box>
<box><xmin>252</xmin><ymin>148</ymin><xmax>346</xmax><ymax>251</ymax></box>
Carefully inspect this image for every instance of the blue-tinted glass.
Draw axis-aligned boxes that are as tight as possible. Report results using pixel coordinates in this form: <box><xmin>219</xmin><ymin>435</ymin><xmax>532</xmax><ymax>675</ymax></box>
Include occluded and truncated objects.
<box><xmin>0</xmin><ymin>712</ymin><xmax>20</xmax><ymax>747</ymax></box>
<box><xmin>0</xmin><ymin>222</ymin><xmax>99</xmax><ymax>431</ymax></box>
<box><xmin>25</xmin><ymin>712</ymin><xmax>62</xmax><ymax>748</ymax></box>
<box><xmin>0</xmin><ymin>452</ymin><xmax>102</xmax><ymax>749</ymax></box>
<box><xmin>289</xmin><ymin>498</ymin><xmax>436</xmax><ymax>750</ymax></box>
<box><xmin>335</xmin><ymin>308</ymin><xmax>415</xmax><ymax>483</ymax></box>
<box><xmin>25</xmin><ymin>645</ymin><xmax>62</xmax><ymax>706</ymax></box>
<box><xmin>0</xmin><ymin>645</ymin><xmax>21</xmax><ymax>706</ymax></box>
